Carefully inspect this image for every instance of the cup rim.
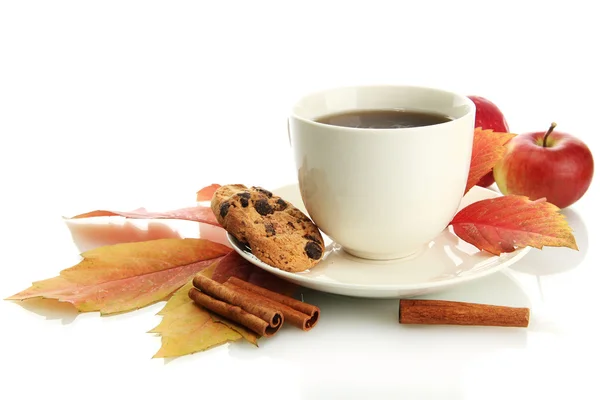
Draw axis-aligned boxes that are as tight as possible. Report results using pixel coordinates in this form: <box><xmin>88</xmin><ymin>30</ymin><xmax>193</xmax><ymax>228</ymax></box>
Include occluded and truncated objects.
<box><xmin>290</xmin><ymin>84</ymin><xmax>476</xmax><ymax>132</ymax></box>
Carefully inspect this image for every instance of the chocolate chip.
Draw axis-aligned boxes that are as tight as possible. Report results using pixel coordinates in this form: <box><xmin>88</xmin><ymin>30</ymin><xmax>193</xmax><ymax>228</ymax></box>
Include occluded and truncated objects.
<box><xmin>287</xmin><ymin>221</ymin><xmax>295</xmax><ymax>229</ymax></box>
<box><xmin>305</xmin><ymin>241</ymin><xmax>323</xmax><ymax>260</ymax></box>
<box><xmin>264</xmin><ymin>223</ymin><xmax>276</xmax><ymax>237</ymax></box>
<box><xmin>235</xmin><ymin>191</ymin><xmax>251</xmax><ymax>207</ymax></box>
<box><xmin>276</xmin><ymin>198</ymin><xmax>287</xmax><ymax>210</ymax></box>
<box><xmin>253</xmin><ymin>187</ymin><xmax>273</xmax><ymax>198</ymax></box>
<box><xmin>219</xmin><ymin>201</ymin><xmax>230</xmax><ymax>218</ymax></box>
<box><xmin>254</xmin><ymin>199</ymin><xmax>274</xmax><ymax>216</ymax></box>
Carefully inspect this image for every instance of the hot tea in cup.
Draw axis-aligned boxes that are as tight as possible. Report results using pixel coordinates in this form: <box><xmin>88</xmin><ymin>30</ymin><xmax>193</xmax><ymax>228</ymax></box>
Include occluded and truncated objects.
<box><xmin>288</xmin><ymin>85</ymin><xmax>475</xmax><ymax>260</ymax></box>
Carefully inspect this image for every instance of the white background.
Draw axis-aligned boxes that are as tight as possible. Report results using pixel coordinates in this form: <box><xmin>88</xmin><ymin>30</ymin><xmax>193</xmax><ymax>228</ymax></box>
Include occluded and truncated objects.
<box><xmin>1</xmin><ymin>1</ymin><xmax>598</xmax><ymax>399</ymax></box>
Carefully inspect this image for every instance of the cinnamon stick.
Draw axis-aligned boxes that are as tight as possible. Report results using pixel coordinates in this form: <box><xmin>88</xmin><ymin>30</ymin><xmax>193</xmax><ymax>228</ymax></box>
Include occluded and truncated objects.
<box><xmin>399</xmin><ymin>299</ymin><xmax>529</xmax><ymax>328</ymax></box>
<box><xmin>191</xmin><ymin>275</ymin><xmax>283</xmax><ymax>337</ymax></box>
<box><xmin>188</xmin><ymin>288</ymin><xmax>281</xmax><ymax>337</ymax></box>
<box><xmin>225</xmin><ymin>277</ymin><xmax>320</xmax><ymax>330</ymax></box>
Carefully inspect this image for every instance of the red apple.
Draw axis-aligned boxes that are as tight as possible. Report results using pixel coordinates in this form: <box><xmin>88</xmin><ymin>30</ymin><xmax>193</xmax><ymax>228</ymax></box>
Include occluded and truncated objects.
<box><xmin>468</xmin><ymin>95</ymin><xmax>511</xmax><ymax>187</ymax></box>
<box><xmin>494</xmin><ymin>123</ymin><xmax>594</xmax><ymax>208</ymax></box>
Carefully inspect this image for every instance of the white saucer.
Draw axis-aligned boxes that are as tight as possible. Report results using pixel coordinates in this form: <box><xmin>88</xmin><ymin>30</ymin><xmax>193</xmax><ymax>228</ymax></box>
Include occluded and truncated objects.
<box><xmin>228</xmin><ymin>184</ymin><xmax>531</xmax><ymax>299</ymax></box>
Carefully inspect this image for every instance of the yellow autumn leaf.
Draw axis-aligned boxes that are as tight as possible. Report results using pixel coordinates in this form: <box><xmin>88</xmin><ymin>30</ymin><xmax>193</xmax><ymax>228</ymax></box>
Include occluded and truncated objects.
<box><xmin>150</xmin><ymin>261</ymin><xmax>258</xmax><ymax>358</ymax></box>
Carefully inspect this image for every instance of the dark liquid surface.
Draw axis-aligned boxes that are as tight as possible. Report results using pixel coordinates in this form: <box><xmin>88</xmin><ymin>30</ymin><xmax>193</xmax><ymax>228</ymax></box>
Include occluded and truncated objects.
<box><xmin>315</xmin><ymin>109</ymin><xmax>453</xmax><ymax>129</ymax></box>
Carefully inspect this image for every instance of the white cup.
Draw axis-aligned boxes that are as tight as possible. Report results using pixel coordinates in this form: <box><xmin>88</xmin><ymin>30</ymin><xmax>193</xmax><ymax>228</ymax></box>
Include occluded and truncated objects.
<box><xmin>288</xmin><ymin>85</ymin><xmax>475</xmax><ymax>260</ymax></box>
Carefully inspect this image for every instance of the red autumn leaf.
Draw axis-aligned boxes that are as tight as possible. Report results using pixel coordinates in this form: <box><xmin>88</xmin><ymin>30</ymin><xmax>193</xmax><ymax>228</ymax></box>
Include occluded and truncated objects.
<box><xmin>449</xmin><ymin>195</ymin><xmax>578</xmax><ymax>255</ymax></box>
<box><xmin>196</xmin><ymin>184</ymin><xmax>221</xmax><ymax>202</ymax></box>
<box><xmin>465</xmin><ymin>128</ymin><xmax>516</xmax><ymax>194</ymax></box>
<box><xmin>213</xmin><ymin>251</ymin><xmax>297</xmax><ymax>296</ymax></box>
<box><xmin>70</xmin><ymin>205</ymin><xmax>219</xmax><ymax>226</ymax></box>
<box><xmin>6</xmin><ymin>238</ymin><xmax>231</xmax><ymax>314</ymax></box>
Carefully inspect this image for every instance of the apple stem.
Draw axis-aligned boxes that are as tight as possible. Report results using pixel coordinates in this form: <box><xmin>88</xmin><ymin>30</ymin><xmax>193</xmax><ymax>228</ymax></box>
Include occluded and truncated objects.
<box><xmin>542</xmin><ymin>122</ymin><xmax>557</xmax><ymax>148</ymax></box>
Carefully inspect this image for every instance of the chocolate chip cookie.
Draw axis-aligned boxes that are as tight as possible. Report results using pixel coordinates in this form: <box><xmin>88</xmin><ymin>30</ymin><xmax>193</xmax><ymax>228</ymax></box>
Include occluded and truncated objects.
<box><xmin>211</xmin><ymin>184</ymin><xmax>325</xmax><ymax>272</ymax></box>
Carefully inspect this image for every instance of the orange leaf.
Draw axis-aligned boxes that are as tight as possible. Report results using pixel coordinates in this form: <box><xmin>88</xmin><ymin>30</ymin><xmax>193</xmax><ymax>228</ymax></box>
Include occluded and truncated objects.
<box><xmin>196</xmin><ymin>184</ymin><xmax>221</xmax><ymax>202</ymax></box>
<box><xmin>212</xmin><ymin>251</ymin><xmax>297</xmax><ymax>297</ymax></box>
<box><xmin>70</xmin><ymin>206</ymin><xmax>219</xmax><ymax>226</ymax></box>
<box><xmin>6</xmin><ymin>238</ymin><xmax>231</xmax><ymax>314</ymax></box>
<box><xmin>450</xmin><ymin>195</ymin><xmax>578</xmax><ymax>255</ymax></box>
<box><xmin>465</xmin><ymin>128</ymin><xmax>516</xmax><ymax>194</ymax></box>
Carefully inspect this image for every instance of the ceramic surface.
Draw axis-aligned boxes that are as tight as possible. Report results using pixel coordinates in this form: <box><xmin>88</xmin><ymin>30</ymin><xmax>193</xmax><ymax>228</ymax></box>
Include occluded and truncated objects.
<box><xmin>288</xmin><ymin>85</ymin><xmax>476</xmax><ymax>259</ymax></box>
<box><xmin>228</xmin><ymin>183</ymin><xmax>531</xmax><ymax>298</ymax></box>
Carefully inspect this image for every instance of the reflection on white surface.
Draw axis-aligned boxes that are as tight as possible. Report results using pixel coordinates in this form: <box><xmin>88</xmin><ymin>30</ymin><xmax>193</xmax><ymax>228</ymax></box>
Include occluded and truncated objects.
<box><xmin>443</xmin><ymin>244</ymin><xmax>465</xmax><ymax>267</ymax></box>
<box><xmin>201</xmin><ymin>269</ymin><xmax>531</xmax><ymax>399</ymax></box>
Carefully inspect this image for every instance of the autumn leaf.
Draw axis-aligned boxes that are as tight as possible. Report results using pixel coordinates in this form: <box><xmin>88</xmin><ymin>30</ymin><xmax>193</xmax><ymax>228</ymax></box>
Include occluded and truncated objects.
<box><xmin>465</xmin><ymin>128</ymin><xmax>516</xmax><ymax>194</ymax></box>
<box><xmin>213</xmin><ymin>251</ymin><xmax>297</xmax><ymax>297</ymax></box>
<box><xmin>150</xmin><ymin>259</ymin><xmax>258</xmax><ymax>358</ymax></box>
<box><xmin>196</xmin><ymin>184</ymin><xmax>221</xmax><ymax>202</ymax></box>
<box><xmin>6</xmin><ymin>238</ymin><xmax>231</xmax><ymax>314</ymax></box>
<box><xmin>70</xmin><ymin>206</ymin><xmax>219</xmax><ymax>227</ymax></box>
<box><xmin>450</xmin><ymin>195</ymin><xmax>578</xmax><ymax>255</ymax></box>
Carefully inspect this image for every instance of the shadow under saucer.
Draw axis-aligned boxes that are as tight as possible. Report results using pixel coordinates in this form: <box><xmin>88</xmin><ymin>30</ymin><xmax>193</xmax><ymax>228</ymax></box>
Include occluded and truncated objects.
<box><xmin>412</xmin><ymin>268</ymin><xmax>531</xmax><ymax>308</ymax></box>
<box><xmin>202</xmin><ymin>269</ymin><xmax>532</xmax><ymax>399</ymax></box>
<box><xmin>222</xmin><ymin>267</ymin><xmax>531</xmax><ymax>359</ymax></box>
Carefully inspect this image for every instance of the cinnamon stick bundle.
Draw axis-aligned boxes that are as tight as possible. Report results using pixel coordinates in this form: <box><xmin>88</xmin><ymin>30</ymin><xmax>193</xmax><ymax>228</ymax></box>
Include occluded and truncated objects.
<box><xmin>399</xmin><ymin>299</ymin><xmax>530</xmax><ymax>328</ymax></box>
<box><xmin>191</xmin><ymin>275</ymin><xmax>283</xmax><ymax>337</ymax></box>
<box><xmin>224</xmin><ymin>277</ymin><xmax>320</xmax><ymax>331</ymax></box>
